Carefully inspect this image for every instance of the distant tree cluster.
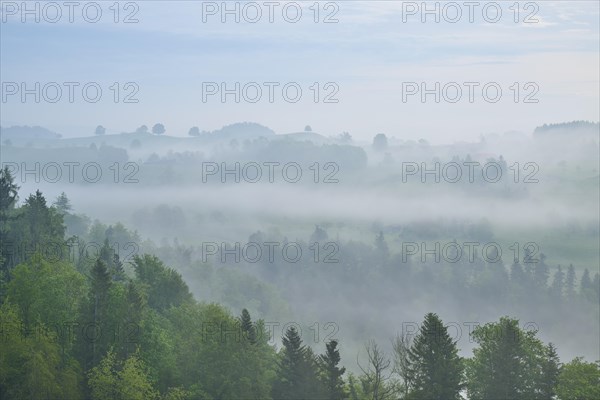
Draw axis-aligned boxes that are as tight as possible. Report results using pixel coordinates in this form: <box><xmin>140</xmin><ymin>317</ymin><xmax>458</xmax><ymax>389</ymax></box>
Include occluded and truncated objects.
<box><xmin>131</xmin><ymin>124</ymin><xmax>166</xmax><ymax>135</ymax></box>
<box><xmin>95</xmin><ymin>125</ymin><xmax>106</xmax><ymax>135</ymax></box>
<box><xmin>534</xmin><ymin>120</ymin><xmax>599</xmax><ymax>135</ymax></box>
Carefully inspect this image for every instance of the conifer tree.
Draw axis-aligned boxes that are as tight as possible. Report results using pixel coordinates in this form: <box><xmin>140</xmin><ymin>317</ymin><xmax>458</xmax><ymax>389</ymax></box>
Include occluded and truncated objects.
<box><xmin>240</xmin><ymin>308</ymin><xmax>257</xmax><ymax>344</ymax></box>
<box><xmin>318</xmin><ymin>340</ymin><xmax>346</xmax><ymax>400</ymax></box>
<box><xmin>549</xmin><ymin>265</ymin><xmax>565</xmax><ymax>301</ymax></box>
<box><xmin>540</xmin><ymin>343</ymin><xmax>560</xmax><ymax>399</ymax></box>
<box><xmin>565</xmin><ymin>264</ymin><xmax>576</xmax><ymax>301</ymax></box>
<box><xmin>408</xmin><ymin>313</ymin><xmax>463</xmax><ymax>399</ymax></box>
<box><xmin>272</xmin><ymin>326</ymin><xmax>320</xmax><ymax>400</ymax></box>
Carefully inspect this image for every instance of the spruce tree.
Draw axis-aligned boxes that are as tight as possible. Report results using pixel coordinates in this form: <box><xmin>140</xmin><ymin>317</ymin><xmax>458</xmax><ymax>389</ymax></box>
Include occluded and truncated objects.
<box><xmin>580</xmin><ymin>268</ymin><xmax>593</xmax><ymax>299</ymax></box>
<box><xmin>549</xmin><ymin>265</ymin><xmax>565</xmax><ymax>301</ymax></box>
<box><xmin>533</xmin><ymin>253</ymin><xmax>550</xmax><ymax>289</ymax></box>
<box><xmin>375</xmin><ymin>231</ymin><xmax>389</xmax><ymax>257</ymax></box>
<box><xmin>272</xmin><ymin>326</ymin><xmax>320</xmax><ymax>400</ymax></box>
<box><xmin>408</xmin><ymin>313</ymin><xmax>463</xmax><ymax>399</ymax></box>
<box><xmin>318</xmin><ymin>340</ymin><xmax>346</xmax><ymax>400</ymax></box>
<box><xmin>0</xmin><ymin>166</ymin><xmax>19</xmax><ymax>212</ymax></box>
<box><xmin>53</xmin><ymin>192</ymin><xmax>72</xmax><ymax>215</ymax></box>
<box><xmin>86</xmin><ymin>259</ymin><xmax>112</xmax><ymax>368</ymax></box>
<box><xmin>0</xmin><ymin>167</ymin><xmax>19</xmax><ymax>277</ymax></box>
<box><xmin>565</xmin><ymin>264</ymin><xmax>576</xmax><ymax>301</ymax></box>
<box><xmin>99</xmin><ymin>238</ymin><xmax>124</xmax><ymax>281</ymax></box>
<box><xmin>540</xmin><ymin>343</ymin><xmax>560</xmax><ymax>399</ymax></box>
<box><xmin>240</xmin><ymin>308</ymin><xmax>256</xmax><ymax>344</ymax></box>
<box><xmin>121</xmin><ymin>280</ymin><xmax>145</xmax><ymax>359</ymax></box>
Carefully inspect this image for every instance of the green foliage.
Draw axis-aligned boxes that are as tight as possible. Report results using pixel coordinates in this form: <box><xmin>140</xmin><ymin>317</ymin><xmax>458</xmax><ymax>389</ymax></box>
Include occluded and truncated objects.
<box><xmin>0</xmin><ymin>166</ymin><xmax>19</xmax><ymax>211</ymax></box>
<box><xmin>7</xmin><ymin>256</ymin><xmax>85</xmax><ymax>352</ymax></box>
<box><xmin>1</xmin><ymin>188</ymin><xmax>68</xmax><ymax>274</ymax></box>
<box><xmin>408</xmin><ymin>313</ymin><xmax>463</xmax><ymax>400</ymax></box>
<box><xmin>465</xmin><ymin>316</ymin><xmax>556</xmax><ymax>400</ymax></box>
<box><xmin>0</xmin><ymin>303</ymin><xmax>82</xmax><ymax>399</ymax></box>
<box><xmin>88</xmin><ymin>349</ymin><xmax>159</xmax><ymax>400</ymax></box>
<box><xmin>540</xmin><ymin>343</ymin><xmax>561</xmax><ymax>399</ymax></box>
<box><xmin>273</xmin><ymin>326</ymin><xmax>322</xmax><ymax>399</ymax></box>
<box><xmin>133</xmin><ymin>254</ymin><xmax>193</xmax><ymax>311</ymax></box>
<box><xmin>0</xmin><ymin>166</ymin><xmax>19</xmax><ymax>270</ymax></box>
<box><xmin>555</xmin><ymin>357</ymin><xmax>600</xmax><ymax>400</ymax></box>
<box><xmin>240</xmin><ymin>308</ymin><xmax>257</xmax><ymax>344</ymax></box>
<box><xmin>318</xmin><ymin>340</ymin><xmax>347</xmax><ymax>400</ymax></box>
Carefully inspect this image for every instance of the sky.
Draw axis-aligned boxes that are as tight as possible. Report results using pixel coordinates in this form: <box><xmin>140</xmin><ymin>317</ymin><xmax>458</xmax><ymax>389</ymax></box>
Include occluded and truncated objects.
<box><xmin>1</xmin><ymin>0</ymin><xmax>599</xmax><ymax>143</ymax></box>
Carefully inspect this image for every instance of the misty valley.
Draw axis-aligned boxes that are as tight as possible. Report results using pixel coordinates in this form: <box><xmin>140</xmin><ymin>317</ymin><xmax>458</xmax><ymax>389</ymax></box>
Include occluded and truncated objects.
<box><xmin>2</xmin><ymin>0</ymin><xmax>600</xmax><ymax>398</ymax></box>
<box><xmin>0</xmin><ymin>120</ymin><xmax>599</xmax><ymax>399</ymax></box>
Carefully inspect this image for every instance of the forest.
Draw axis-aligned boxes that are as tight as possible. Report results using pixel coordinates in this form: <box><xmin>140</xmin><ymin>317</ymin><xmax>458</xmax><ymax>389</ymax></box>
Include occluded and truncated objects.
<box><xmin>1</xmin><ymin>162</ymin><xmax>599</xmax><ymax>399</ymax></box>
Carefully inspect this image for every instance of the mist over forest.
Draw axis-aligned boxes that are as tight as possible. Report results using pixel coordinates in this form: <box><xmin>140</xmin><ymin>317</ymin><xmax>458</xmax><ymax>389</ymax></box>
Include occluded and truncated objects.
<box><xmin>2</xmin><ymin>0</ymin><xmax>600</xmax><ymax>398</ymax></box>
<box><xmin>1</xmin><ymin>118</ymin><xmax>599</xmax><ymax>399</ymax></box>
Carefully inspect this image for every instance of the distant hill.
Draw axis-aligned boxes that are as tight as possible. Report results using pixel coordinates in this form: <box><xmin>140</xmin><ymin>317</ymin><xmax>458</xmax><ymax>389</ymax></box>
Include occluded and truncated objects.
<box><xmin>275</xmin><ymin>131</ymin><xmax>331</xmax><ymax>145</ymax></box>
<box><xmin>209</xmin><ymin>122</ymin><xmax>275</xmax><ymax>139</ymax></box>
<box><xmin>534</xmin><ymin>121</ymin><xmax>599</xmax><ymax>136</ymax></box>
<box><xmin>1</xmin><ymin>125</ymin><xmax>62</xmax><ymax>141</ymax></box>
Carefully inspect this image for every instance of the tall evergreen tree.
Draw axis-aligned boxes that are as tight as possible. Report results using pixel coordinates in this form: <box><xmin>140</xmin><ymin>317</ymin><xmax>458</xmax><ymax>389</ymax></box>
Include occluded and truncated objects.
<box><xmin>375</xmin><ymin>231</ymin><xmax>389</xmax><ymax>258</ymax></box>
<box><xmin>318</xmin><ymin>340</ymin><xmax>346</xmax><ymax>400</ymax></box>
<box><xmin>540</xmin><ymin>343</ymin><xmax>560</xmax><ymax>399</ymax></box>
<box><xmin>0</xmin><ymin>166</ymin><xmax>19</xmax><ymax>212</ymax></box>
<box><xmin>53</xmin><ymin>192</ymin><xmax>72</xmax><ymax>215</ymax></box>
<box><xmin>510</xmin><ymin>260</ymin><xmax>526</xmax><ymax>283</ymax></box>
<box><xmin>533</xmin><ymin>253</ymin><xmax>549</xmax><ymax>289</ymax></box>
<box><xmin>580</xmin><ymin>268</ymin><xmax>593</xmax><ymax>300</ymax></box>
<box><xmin>565</xmin><ymin>264</ymin><xmax>576</xmax><ymax>301</ymax></box>
<box><xmin>99</xmin><ymin>238</ymin><xmax>125</xmax><ymax>281</ymax></box>
<box><xmin>310</xmin><ymin>225</ymin><xmax>328</xmax><ymax>243</ymax></box>
<box><xmin>240</xmin><ymin>308</ymin><xmax>257</xmax><ymax>344</ymax></box>
<box><xmin>120</xmin><ymin>280</ymin><xmax>145</xmax><ymax>359</ymax></box>
<box><xmin>408</xmin><ymin>313</ymin><xmax>463</xmax><ymax>399</ymax></box>
<box><xmin>84</xmin><ymin>259</ymin><xmax>112</xmax><ymax>369</ymax></box>
<box><xmin>549</xmin><ymin>265</ymin><xmax>565</xmax><ymax>301</ymax></box>
<box><xmin>272</xmin><ymin>326</ymin><xmax>320</xmax><ymax>400</ymax></box>
<box><xmin>0</xmin><ymin>167</ymin><xmax>20</xmax><ymax>284</ymax></box>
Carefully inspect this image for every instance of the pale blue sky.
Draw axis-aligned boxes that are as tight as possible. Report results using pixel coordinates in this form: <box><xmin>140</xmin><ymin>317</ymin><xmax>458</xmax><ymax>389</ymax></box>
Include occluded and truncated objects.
<box><xmin>1</xmin><ymin>1</ymin><xmax>599</xmax><ymax>143</ymax></box>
